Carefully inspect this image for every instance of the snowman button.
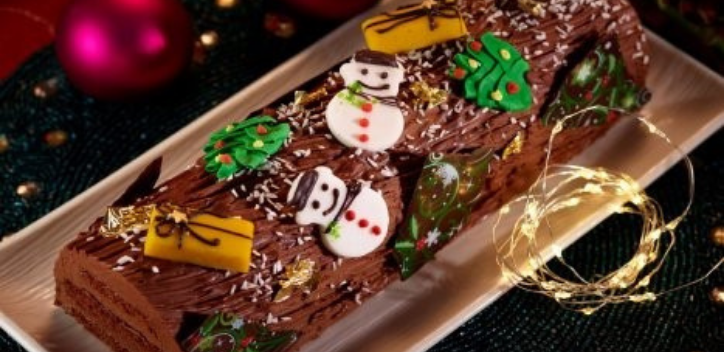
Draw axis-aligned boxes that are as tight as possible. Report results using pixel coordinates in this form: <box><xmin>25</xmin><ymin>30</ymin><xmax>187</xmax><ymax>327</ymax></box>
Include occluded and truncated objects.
<box><xmin>361</xmin><ymin>102</ymin><xmax>373</xmax><ymax>112</ymax></box>
<box><xmin>358</xmin><ymin>219</ymin><xmax>369</xmax><ymax>228</ymax></box>
<box><xmin>345</xmin><ymin>210</ymin><xmax>356</xmax><ymax>221</ymax></box>
<box><xmin>358</xmin><ymin>118</ymin><xmax>370</xmax><ymax>128</ymax></box>
<box><xmin>358</xmin><ymin>134</ymin><xmax>369</xmax><ymax>143</ymax></box>
<box><xmin>371</xmin><ymin>225</ymin><xmax>382</xmax><ymax>236</ymax></box>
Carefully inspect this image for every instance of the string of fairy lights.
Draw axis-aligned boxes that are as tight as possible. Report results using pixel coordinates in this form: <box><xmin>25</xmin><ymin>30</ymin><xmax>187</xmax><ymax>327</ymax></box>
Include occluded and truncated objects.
<box><xmin>493</xmin><ymin>106</ymin><xmax>724</xmax><ymax>314</ymax></box>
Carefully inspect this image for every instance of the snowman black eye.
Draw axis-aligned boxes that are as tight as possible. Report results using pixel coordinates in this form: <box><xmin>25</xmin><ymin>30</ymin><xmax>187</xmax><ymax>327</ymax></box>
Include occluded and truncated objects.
<box><xmin>311</xmin><ymin>200</ymin><xmax>320</xmax><ymax>209</ymax></box>
<box><xmin>380</xmin><ymin>72</ymin><xmax>388</xmax><ymax>79</ymax></box>
<box><xmin>361</xmin><ymin>68</ymin><xmax>369</xmax><ymax>75</ymax></box>
<box><xmin>321</xmin><ymin>184</ymin><xmax>329</xmax><ymax>191</ymax></box>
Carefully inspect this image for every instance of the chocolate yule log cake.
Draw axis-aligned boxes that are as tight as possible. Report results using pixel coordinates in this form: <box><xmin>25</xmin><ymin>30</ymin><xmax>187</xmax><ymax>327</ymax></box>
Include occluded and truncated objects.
<box><xmin>54</xmin><ymin>0</ymin><xmax>651</xmax><ymax>351</ymax></box>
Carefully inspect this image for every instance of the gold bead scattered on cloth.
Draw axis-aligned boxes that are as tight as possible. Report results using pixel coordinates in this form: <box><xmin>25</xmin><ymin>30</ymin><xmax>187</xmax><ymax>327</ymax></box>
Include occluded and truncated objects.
<box><xmin>264</xmin><ymin>13</ymin><xmax>296</xmax><ymax>38</ymax></box>
<box><xmin>710</xmin><ymin>226</ymin><xmax>724</xmax><ymax>247</ymax></box>
<box><xmin>33</xmin><ymin>78</ymin><xmax>59</xmax><ymax>99</ymax></box>
<box><xmin>200</xmin><ymin>30</ymin><xmax>219</xmax><ymax>49</ymax></box>
<box><xmin>215</xmin><ymin>0</ymin><xmax>238</xmax><ymax>9</ymax></box>
<box><xmin>0</xmin><ymin>135</ymin><xmax>9</xmax><ymax>153</ymax></box>
<box><xmin>16</xmin><ymin>181</ymin><xmax>40</xmax><ymax>199</ymax></box>
<box><xmin>43</xmin><ymin>129</ymin><xmax>69</xmax><ymax>147</ymax></box>
<box><xmin>710</xmin><ymin>286</ymin><xmax>724</xmax><ymax>306</ymax></box>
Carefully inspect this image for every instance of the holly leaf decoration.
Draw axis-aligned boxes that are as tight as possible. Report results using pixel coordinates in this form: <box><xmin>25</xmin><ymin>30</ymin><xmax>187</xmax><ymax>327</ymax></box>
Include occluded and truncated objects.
<box><xmin>182</xmin><ymin>312</ymin><xmax>297</xmax><ymax>352</ymax></box>
<box><xmin>541</xmin><ymin>38</ymin><xmax>650</xmax><ymax>128</ymax></box>
<box><xmin>204</xmin><ymin>116</ymin><xmax>291</xmax><ymax>179</ymax></box>
<box><xmin>450</xmin><ymin>33</ymin><xmax>532</xmax><ymax>112</ymax></box>
<box><xmin>394</xmin><ymin>149</ymin><xmax>493</xmax><ymax>279</ymax></box>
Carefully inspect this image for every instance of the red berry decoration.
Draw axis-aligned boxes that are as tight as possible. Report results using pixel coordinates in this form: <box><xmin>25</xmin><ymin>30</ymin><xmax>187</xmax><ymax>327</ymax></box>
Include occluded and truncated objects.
<box><xmin>358</xmin><ymin>219</ymin><xmax>369</xmax><ymax>228</ymax></box>
<box><xmin>584</xmin><ymin>91</ymin><xmax>594</xmax><ymax>101</ymax></box>
<box><xmin>358</xmin><ymin>134</ymin><xmax>369</xmax><ymax>143</ymax></box>
<box><xmin>240</xmin><ymin>335</ymin><xmax>255</xmax><ymax>348</ymax></box>
<box><xmin>345</xmin><ymin>210</ymin><xmax>356</xmax><ymax>221</ymax></box>
<box><xmin>359</xmin><ymin>118</ymin><xmax>370</xmax><ymax>127</ymax></box>
<box><xmin>606</xmin><ymin>110</ymin><xmax>619</xmax><ymax>122</ymax></box>
<box><xmin>361</xmin><ymin>102</ymin><xmax>373</xmax><ymax>112</ymax></box>
<box><xmin>470</xmin><ymin>41</ymin><xmax>483</xmax><ymax>52</ymax></box>
<box><xmin>506</xmin><ymin>81</ymin><xmax>520</xmax><ymax>94</ymax></box>
<box><xmin>452</xmin><ymin>67</ymin><xmax>466</xmax><ymax>80</ymax></box>
<box><xmin>601</xmin><ymin>75</ymin><xmax>610</xmax><ymax>87</ymax></box>
<box><xmin>256</xmin><ymin>124</ymin><xmax>268</xmax><ymax>135</ymax></box>
<box><xmin>415</xmin><ymin>238</ymin><xmax>426</xmax><ymax>251</ymax></box>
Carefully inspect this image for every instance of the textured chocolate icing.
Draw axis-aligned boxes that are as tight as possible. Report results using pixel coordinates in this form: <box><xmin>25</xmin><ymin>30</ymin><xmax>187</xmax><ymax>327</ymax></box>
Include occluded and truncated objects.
<box><xmin>54</xmin><ymin>1</ymin><xmax>650</xmax><ymax>351</ymax></box>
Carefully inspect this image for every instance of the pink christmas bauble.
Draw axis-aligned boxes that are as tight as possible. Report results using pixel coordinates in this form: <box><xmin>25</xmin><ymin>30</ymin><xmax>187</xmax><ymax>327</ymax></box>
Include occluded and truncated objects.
<box><xmin>56</xmin><ymin>0</ymin><xmax>194</xmax><ymax>100</ymax></box>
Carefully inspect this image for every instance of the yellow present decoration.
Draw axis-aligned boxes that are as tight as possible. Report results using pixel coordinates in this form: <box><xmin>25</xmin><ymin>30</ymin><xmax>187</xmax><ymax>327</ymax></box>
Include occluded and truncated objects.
<box><xmin>362</xmin><ymin>0</ymin><xmax>468</xmax><ymax>54</ymax></box>
<box><xmin>144</xmin><ymin>205</ymin><xmax>255</xmax><ymax>272</ymax></box>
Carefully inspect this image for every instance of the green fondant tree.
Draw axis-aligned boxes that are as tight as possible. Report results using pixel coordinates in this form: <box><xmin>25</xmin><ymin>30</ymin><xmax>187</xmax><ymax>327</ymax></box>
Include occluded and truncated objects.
<box><xmin>204</xmin><ymin>116</ymin><xmax>291</xmax><ymax>179</ymax></box>
<box><xmin>449</xmin><ymin>32</ymin><xmax>533</xmax><ymax>112</ymax></box>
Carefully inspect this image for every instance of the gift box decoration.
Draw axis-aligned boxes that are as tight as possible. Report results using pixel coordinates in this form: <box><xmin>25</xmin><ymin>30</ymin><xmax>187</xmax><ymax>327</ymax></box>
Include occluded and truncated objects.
<box><xmin>144</xmin><ymin>205</ymin><xmax>255</xmax><ymax>272</ymax></box>
<box><xmin>362</xmin><ymin>0</ymin><xmax>468</xmax><ymax>54</ymax></box>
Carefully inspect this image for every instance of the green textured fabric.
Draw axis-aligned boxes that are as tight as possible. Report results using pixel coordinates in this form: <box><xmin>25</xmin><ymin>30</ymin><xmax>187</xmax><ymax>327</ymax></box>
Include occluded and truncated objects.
<box><xmin>1</xmin><ymin>1</ymin><xmax>723</xmax><ymax>352</ymax></box>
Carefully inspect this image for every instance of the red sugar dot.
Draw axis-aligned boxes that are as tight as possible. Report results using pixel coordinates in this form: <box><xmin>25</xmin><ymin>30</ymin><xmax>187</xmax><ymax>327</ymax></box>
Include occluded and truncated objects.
<box><xmin>506</xmin><ymin>82</ymin><xmax>519</xmax><ymax>94</ymax></box>
<box><xmin>358</xmin><ymin>134</ymin><xmax>369</xmax><ymax>143</ymax></box>
<box><xmin>214</xmin><ymin>140</ymin><xmax>225</xmax><ymax>149</ymax></box>
<box><xmin>256</xmin><ymin>124</ymin><xmax>268</xmax><ymax>135</ymax></box>
<box><xmin>359</xmin><ymin>118</ymin><xmax>370</xmax><ymax>127</ymax></box>
<box><xmin>361</xmin><ymin>102</ymin><xmax>373</xmax><ymax>112</ymax></box>
<box><xmin>345</xmin><ymin>210</ymin><xmax>356</xmax><ymax>221</ymax></box>
<box><xmin>470</xmin><ymin>41</ymin><xmax>482</xmax><ymax>52</ymax></box>
<box><xmin>453</xmin><ymin>67</ymin><xmax>466</xmax><ymax>80</ymax></box>
<box><xmin>218</xmin><ymin>154</ymin><xmax>233</xmax><ymax>164</ymax></box>
<box><xmin>371</xmin><ymin>226</ymin><xmax>381</xmax><ymax>235</ymax></box>
<box><xmin>358</xmin><ymin>219</ymin><xmax>369</xmax><ymax>228</ymax></box>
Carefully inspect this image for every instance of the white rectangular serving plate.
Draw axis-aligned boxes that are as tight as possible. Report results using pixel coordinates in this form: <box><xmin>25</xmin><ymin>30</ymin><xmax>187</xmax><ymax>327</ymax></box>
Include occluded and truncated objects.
<box><xmin>1</xmin><ymin>0</ymin><xmax>723</xmax><ymax>350</ymax></box>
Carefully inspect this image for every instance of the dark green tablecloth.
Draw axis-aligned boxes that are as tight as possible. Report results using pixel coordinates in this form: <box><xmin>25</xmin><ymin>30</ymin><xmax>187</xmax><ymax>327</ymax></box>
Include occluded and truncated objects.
<box><xmin>1</xmin><ymin>1</ymin><xmax>722</xmax><ymax>351</ymax></box>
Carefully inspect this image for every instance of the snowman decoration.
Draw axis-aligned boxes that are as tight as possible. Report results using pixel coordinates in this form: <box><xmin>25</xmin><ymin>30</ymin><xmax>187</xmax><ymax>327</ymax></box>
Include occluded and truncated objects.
<box><xmin>287</xmin><ymin>166</ymin><xmax>389</xmax><ymax>258</ymax></box>
<box><xmin>326</xmin><ymin>50</ymin><xmax>406</xmax><ymax>152</ymax></box>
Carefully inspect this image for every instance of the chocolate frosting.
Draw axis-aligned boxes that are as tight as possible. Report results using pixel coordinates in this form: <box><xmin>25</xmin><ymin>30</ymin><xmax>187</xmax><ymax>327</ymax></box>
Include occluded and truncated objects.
<box><xmin>55</xmin><ymin>1</ymin><xmax>650</xmax><ymax>351</ymax></box>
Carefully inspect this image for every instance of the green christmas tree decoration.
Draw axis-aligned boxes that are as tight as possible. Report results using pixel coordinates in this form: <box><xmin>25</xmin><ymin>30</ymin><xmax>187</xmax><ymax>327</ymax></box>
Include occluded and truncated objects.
<box><xmin>182</xmin><ymin>312</ymin><xmax>297</xmax><ymax>352</ymax></box>
<box><xmin>394</xmin><ymin>148</ymin><xmax>493</xmax><ymax>279</ymax></box>
<box><xmin>204</xmin><ymin>116</ymin><xmax>291</xmax><ymax>179</ymax></box>
<box><xmin>449</xmin><ymin>32</ymin><xmax>533</xmax><ymax>112</ymax></box>
<box><xmin>541</xmin><ymin>38</ymin><xmax>650</xmax><ymax>128</ymax></box>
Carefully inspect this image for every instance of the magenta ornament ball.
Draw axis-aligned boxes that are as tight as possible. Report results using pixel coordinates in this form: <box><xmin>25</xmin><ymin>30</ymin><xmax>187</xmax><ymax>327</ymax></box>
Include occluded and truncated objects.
<box><xmin>55</xmin><ymin>0</ymin><xmax>194</xmax><ymax>100</ymax></box>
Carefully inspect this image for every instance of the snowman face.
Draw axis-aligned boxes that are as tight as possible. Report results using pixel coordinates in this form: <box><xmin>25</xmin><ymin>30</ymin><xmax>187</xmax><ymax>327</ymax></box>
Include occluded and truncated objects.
<box><xmin>340</xmin><ymin>60</ymin><xmax>405</xmax><ymax>97</ymax></box>
<box><xmin>287</xmin><ymin>166</ymin><xmax>348</xmax><ymax>229</ymax></box>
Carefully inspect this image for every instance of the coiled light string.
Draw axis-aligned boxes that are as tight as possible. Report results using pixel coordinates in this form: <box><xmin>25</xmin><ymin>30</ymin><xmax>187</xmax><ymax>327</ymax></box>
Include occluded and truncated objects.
<box><xmin>493</xmin><ymin>107</ymin><xmax>723</xmax><ymax>314</ymax></box>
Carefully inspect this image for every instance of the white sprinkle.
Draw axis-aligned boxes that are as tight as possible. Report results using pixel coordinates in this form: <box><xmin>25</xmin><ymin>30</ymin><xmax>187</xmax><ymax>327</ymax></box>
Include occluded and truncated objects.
<box><xmin>151</xmin><ymin>266</ymin><xmax>160</xmax><ymax>274</ymax></box>
<box><xmin>116</xmin><ymin>255</ymin><xmax>135</xmax><ymax>266</ymax></box>
<box><xmin>112</xmin><ymin>266</ymin><xmax>124</xmax><ymax>272</ymax></box>
<box><xmin>86</xmin><ymin>236</ymin><xmax>95</xmax><ymax>242</ymax></box>
<box><xmin>230</xmin><ymin>284</ymin><xmax>237</xmax><ymax>295</ymax></box>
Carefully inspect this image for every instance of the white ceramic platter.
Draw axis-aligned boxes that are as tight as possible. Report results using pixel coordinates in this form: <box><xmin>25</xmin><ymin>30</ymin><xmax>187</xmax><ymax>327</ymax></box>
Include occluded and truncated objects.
<box><xmin>1</xmin><ymin>0</ymin><xmax>723</xmax><ymax>350</ymax></box>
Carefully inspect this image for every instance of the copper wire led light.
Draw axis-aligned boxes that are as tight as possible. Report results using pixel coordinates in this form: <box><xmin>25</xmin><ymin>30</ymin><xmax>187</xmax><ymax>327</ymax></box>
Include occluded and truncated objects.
<box><xmin>494</xmin><ymin>107</ymin><xmax>723</xmax><ymax>314</ymax></box>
